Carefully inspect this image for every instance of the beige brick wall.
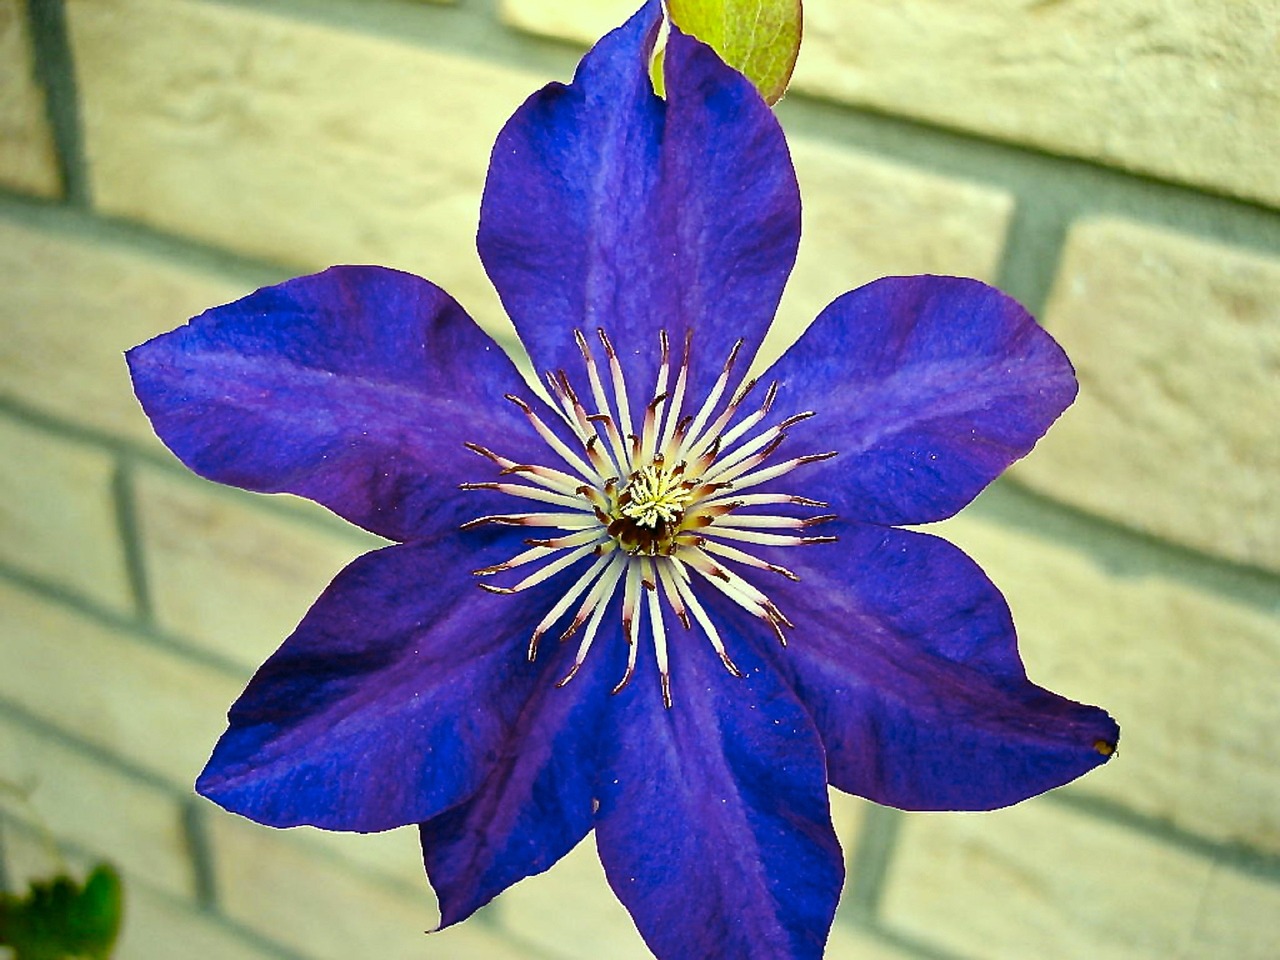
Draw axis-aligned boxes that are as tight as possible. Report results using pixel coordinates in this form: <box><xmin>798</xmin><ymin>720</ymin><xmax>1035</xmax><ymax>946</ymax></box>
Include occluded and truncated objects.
<box><xmin>0</xmin><ymin>0</ymin><xmax>60</xmax><ymax>198</ymax></box>
<box><xmin>2</xmin><ymin>0</ymin><xmax>1277</xmax><ymax>958</ymax></box>
<box><xmin>882</xmin><ymin>800</ymin><xmax>1280</xmax><ymax>960</ymax></box>
<box><xmin>1014</xmin><ymin>217</ymin><xmax>1280</xmax><ymax>573</ymax></box>
<box><xmin>0</xmin><ymin>419</ymin><xmax>131</xmax><ymax>612</ymax></box>
<box><xmin>793</xmin><ymin>1</ymin><xmax>1280</xmax><ymax>209</ymax></box>
<box><xmin>66</xmin><ymin>0</ymin><xmax>538</xmax><ymax>342</ymax></box>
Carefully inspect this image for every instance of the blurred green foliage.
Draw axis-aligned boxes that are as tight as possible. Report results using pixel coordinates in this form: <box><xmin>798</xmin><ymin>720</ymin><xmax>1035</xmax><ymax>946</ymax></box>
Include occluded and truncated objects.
<box><xmin>0</xmin><ymin>863</ymin><xmax>123</xmax><ymax>960</ymax></box>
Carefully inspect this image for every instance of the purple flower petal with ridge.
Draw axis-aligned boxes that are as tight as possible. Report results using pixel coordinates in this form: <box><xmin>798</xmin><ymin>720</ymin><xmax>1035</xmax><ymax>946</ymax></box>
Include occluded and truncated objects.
<box><xmin>705</xmin><ymin>520</ymin><xmax>1117</xmax><ymax>812</ymax></box>
<box><xmin>198</xmin><ymin>524</ymin><xmax>559</xmax><ymax>833</ymax></box>
<box><xmin>594</xmin><ymin>634</ymin><xmax>843</xmax><ymax>960</ymax></box>
<box><xmin>479</xmin><ymin>2</ymin><xmax>800</xmax><ymax>407</ymax></box>
<box><xmin>765</xmin><ymin>275</ymin><xmax>1078</xmax><ymax>526</ymax></box>
<box><xmin>419</xmin><ymin>619</ymin><xmax>623</xmax><ymax>926</ymax></box>
<box><xmin>127</xmin><ymin>265</ymin><xmax>539</xmax><ymax>543</ymax></box>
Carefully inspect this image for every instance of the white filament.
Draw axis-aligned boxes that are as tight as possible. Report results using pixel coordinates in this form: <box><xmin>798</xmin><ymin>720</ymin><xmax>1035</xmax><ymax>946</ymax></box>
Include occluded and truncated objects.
<box><xmin>463</xmin><ymin>328</ymin><xmax>835</xmax><ymax>706</ymax></box>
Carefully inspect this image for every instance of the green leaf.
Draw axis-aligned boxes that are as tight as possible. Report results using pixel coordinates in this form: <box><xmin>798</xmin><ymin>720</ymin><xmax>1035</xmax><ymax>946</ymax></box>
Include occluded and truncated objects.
<box><xmin>667</xmin><ymin>0</ymin><xmax>803</xmax><ymax>104</ymax></box>
<box><xmin>0</xmin><ymin>863</ymin><xmax>123</xmax><ymax>960</ymax></box>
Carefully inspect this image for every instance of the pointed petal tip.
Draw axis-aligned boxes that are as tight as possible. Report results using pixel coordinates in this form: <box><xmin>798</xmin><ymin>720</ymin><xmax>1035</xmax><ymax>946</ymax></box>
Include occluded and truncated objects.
<box><xmin>767</xmin><ymin>274</ymin><xmax>1078</xmax><ymax>526</ymax></box>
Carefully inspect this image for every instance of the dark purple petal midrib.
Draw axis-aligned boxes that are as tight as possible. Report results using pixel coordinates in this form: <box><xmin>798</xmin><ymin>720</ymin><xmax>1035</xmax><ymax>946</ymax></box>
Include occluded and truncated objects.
<box><xmin>210</xmin><ymin>648</ymin><xmax>505</xmax><ymax>779</ymax></box>
<box><xmin>659</xmin><ymin>708</ymin><xmax>786</xmax><ymax>934</ymax></box>
<box><xmin>807</xmin><ymin>360</ymin><xmax>1062</xmax><ymax>450</ymax></box>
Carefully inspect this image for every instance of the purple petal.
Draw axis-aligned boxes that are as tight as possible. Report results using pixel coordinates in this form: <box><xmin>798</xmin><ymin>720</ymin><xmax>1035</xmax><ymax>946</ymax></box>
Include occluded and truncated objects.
<box><xmin>478</xmin><ymin>4</ymin><xmax>800</xmax><ymax>405</ymax></box>
<box><xmin>593</xmin><ymin>634</ymin><xmax>843</xmax><ymax>960</ymax></box>
<box><xmin>724</xmin><ymin>521</ymin><xmax>1118</xmax><ymax>811</ymax></box>
<box><xmin>127</xmin><ymin>265</ymin><xmax>538</xmax><ymax>543</ymax></box>
<box><xmin>197</xmin><ymin>524</ymin><xmax>563</xmax><ymax>833</ymax></box>
<box><xmin>419</xmin><ymin>621</ymin><xmax>622</xmax><ymax>927</ymax></box>
<box><xmin>766</xmin><ymin>276</ymin><xmax>1077</xmax><ymax>526</ymax></box>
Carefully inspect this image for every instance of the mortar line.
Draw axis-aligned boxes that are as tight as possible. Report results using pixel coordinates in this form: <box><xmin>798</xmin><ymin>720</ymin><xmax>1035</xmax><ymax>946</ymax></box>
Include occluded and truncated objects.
<box><xmin>0</xmin><ymin>190</ymin><xmax>290</xmax><ymax>289</ymax></box>
<box><xmin>181</xmin><ymin>797</ymin><xmax>219</xmax><ymax>910</ymax></box>
<box><xmin>0</xmin><ymin>818</ymin><xmax>12</xmax><ymax>893</ymax></box>
<box><xmin>0</xmin><ymin>557</ymin><xmax>254</xmax><ymax>681</ymax></box>
<box><xmin>775</xmin><ymin>97</ymin><xmax>1280</xmax><ymax>248</ymax></box>
<box><xmin>24</xmin><ymin>0</ymin><xmax>90</xmax><ymax>206</ymax></box>
<box><xmin>991</xmin><ymin>192</ymin><xmax>1073</xmax><ymax>317</ymax></box>
<box><xmin>112</xmin><ymin>458</ymin><xmax>155</xmax><ymax>624</ymax></box>
<box><xmin>1047</xmin><ymin>791</ymin><xmax>1280</xmax><ymax>884</ymax></box>
<box><xmin>968</xmin><ymin>479</ymin><xmax>1280</xmax><ymax>616</ymax></box>
<box><xmin>842</xmin><ymin>803</ymin><xmax>903</xmax><ymax>924</ymax></box>
<box><xmin>210</xmin><ymin>0</ymin><xmax>578</xmax><ymax>75</ymax></box>
<box><xmin>0</xmin><ymin>697</ymin><xmax>193</xmax><ymax>799</ymax></box>
<box><xmin>0</xmin><ymin>396</ymin><xmax>380</xmax><ymax>551</ymax></box>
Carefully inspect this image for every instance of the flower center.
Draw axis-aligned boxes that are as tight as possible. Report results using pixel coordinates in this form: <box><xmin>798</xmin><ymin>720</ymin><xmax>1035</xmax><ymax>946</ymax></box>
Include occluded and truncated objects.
<box><xmin>610</xmin><ymin>462</ymin><xmax>695</xmax><ymax>554</ymax></box>
<box><xmin>461</xmin><ymin>328</ymin><xmax>837</xmax><ymax>707</ymax></box>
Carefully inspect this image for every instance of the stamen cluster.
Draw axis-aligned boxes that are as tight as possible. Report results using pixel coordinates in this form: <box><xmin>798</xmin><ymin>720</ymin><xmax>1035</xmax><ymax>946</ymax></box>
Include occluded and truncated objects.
<box><xmin>462</xmin><ymin>329</ymin><xmax>836</xmax><ymax>707</ymax></box>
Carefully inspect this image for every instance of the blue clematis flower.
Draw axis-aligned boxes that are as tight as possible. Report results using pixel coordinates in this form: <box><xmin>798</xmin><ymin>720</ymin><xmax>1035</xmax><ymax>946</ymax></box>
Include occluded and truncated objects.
<box><xmin>127</xmin><ymin>4</ymin><xmax>1117</xmax><ymax>958</ymax></box>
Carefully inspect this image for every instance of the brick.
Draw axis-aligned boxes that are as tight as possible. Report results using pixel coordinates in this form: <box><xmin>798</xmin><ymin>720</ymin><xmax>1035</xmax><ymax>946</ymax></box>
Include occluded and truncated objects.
<box><xmin>762</xmin><ymin>139</ymin><xmax>1012</xmax><ymax>367</ymax></box>
<box><xmin>0</xmin><ymin>718</ymin><xmax>194</xmax><ymax>897</ymax></box>
<box><xmin>66</xmin><ymin>0</ymin><xmax>542</xmax><ymax>339</ymax></box>
<box><xmin>499</xmin><ymin>0</ymin><xmax>628</xmax><ymax>44</ymax></box>
<box><xmin>1013</xmin><ymin>218</ymin><xmax>1280</xmax><ymax>573</ymax></box>
<box><xmin>135</xmin><ymin>468</ymin><xmax>378</xmax><ymax>670</ymax></box>
<box><xmin>881</xmin><ymin>801</ymin><xmax>1280</xmax><ymax>960</ymax></box>
<box><xmin>0</xmin><ymin>218</ymin><xmax>245</xmax><ymax>445</ymax></box>
<box><xmin>0</xmin><ymin>581</ymin><xmax>241</xmax><ymax>788</ymax></box>
<box><xmin>496</xmin><ymin>789</ymin><xmax>869</xmax><ymax>959</ymax></box>
<box><xmin>492</xmin><ymin>833</ymin><xmax>650</xmax><ymax>960</ymax></box>
<box><xmin>826</xmin><ymin>924</ymin><xmax>921</xmax><ymax>960</ymax></box>
<box><xmin>0</xmin><ymin>415</ymin><xmax>131</xmax><ymax>613</ymax></box>
<box><xmin>931</xmin><ymin>513</ymin><xmax>1280</xmax><ymax>855</ymax></box>
<box><xmin>289</xmin><ymin>822</ymin><xmax>430</xmax><ymax>894</ymax></box>
<box><xmin>207</xmin><ymin>812</ymin><xmax>531</xmax><ymax>960</ymax></box>
<box><xmin>0</xmin><ymin>0</ymin><xmax>60</xmax><ymax>197</ymax></box>
<box><xmin>0</xmin><ymin>822</ymin><xmax>278</xmax><ymax>960</ymax></box>
<box><xmin>1190</xmin><ymin>867</ymin><xmax>1280</xmax><ymax>960</ymax></box>
<box><xmin>115</xmin><ymin>884</ymin><xmax>279</xmax><ymax>960</ymax></box>
<box><xmin>793</xmin><ymin>1</ymin><xmax>1280</xmax><ymax>208</ymax></box>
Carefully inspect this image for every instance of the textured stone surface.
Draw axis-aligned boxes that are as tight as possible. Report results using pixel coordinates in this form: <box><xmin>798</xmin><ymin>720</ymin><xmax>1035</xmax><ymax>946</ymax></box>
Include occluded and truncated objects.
<box><xmin>0</xmin><ymin>415</ymin><xmax>131</xmax><ymax>612</ymax></box>
<box><xmin>0</xmin><ymin>218</ymin><xmax>245</xmax><ymax>445</ymax></box>
<box><xmin>826</xmin><ymin>925</ymin><xmax>923</xmax><ymax>960</ymax></box>
<box><xmin>135</xmin><ymin>468</ymin><xmax>378</xmax><ymax>670</ymax></box>
<box><xmin>208</xmin><ymin>813</ymin><xmax>533</xmax><ymax>960</ymax></box>
<box><xmin>493</xmin><ymin>833</ymin><xmax>651</xmax><ymax>960</ymax></box>
<box><xmin>290</xmin><ymin>822</ymin><xmax>431</xmax><ymax>895</ymax></box>
<box><xmin>0</xmin><ymin>0</ymin><xmax>60</xmax><ymax>197</ymax></box>
<box><xmin>1014</xmin><ymin>218</ymin><xmax>1280</xmax><ymax>573</ymax></box>
<box><xmin>794</xmin><ymin>1</ymin><xmax>1280</xmax><ymax>207</ymax></box>
<box><xmin>882</xmin><ymin>800</ymin><xmax>1280</xmax><ymax>960</ymax></box>
<box><xmin>116</xmin><ymin>883</ymin><xmax>279</xmax><ymax>960</ymax></box>
<box><xmin>67</xmin><ymin>0</ymin><xmax>541</xmax><ymax>341</ymax></box>
<box><xmin>499</xmin><ymin>0</ymin><xmax>629</xmax><ymax>44</ymax></box>
<box><xmin>0</xmin><ymin>718</ymin><xmax>194</xmax><ymax>897</ymax></box>
<box><xmin>932</xmin><ymin>513</ymin><xmax>1280</xmax><ymax>855</ymax></box>
<box><xmin>762</xmin><ymin>138</ymin><xmax>1012</xmax><ymax>368</ymax></box>
<box><xmin>0</xmin><ymin>581</ymin><xmax>241</xmax><ymax>787</ymax></box>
